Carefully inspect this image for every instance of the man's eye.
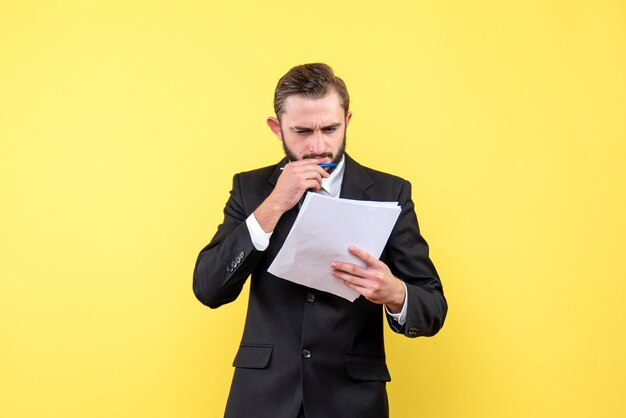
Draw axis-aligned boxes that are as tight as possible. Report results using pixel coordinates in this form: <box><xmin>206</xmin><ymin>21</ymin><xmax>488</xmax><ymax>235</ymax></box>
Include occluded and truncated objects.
<box><xmin>323</xmin><ymin>127</ymin><xmax>337</xmax><ymax>133</ymax></box>
<box><xmin>296</xmin><ymin>130</ymin><xmax>308</xmax><ymax>135</ymax></box>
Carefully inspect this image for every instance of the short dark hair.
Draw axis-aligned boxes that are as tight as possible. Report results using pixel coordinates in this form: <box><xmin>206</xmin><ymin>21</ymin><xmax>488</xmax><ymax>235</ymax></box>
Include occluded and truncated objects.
<box><xmin>273</xmin><ymin>63</ymin><xmax>350</xmax><ymax>119</ymax></box>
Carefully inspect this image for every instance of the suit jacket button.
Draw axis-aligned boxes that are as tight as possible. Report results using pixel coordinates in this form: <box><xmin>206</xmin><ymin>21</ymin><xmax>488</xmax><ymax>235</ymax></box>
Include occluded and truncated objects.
<box><xmin>306</xmin><ymin>293</ymin><xmax>315</xmax><ymax>303</ymax></box>
<box><xmin>235</xmin><ymin>256</ymin><xmax>242</xmax><ymax>263</ymax></box>
<box><xmin>239</xmin><ymin>251</ymin><xmax>245</xmax><ymax>258</ymax></box>
<box><xmin>226</xmin><ymin>265</ymin><xmax>234</xmax><ymax>273</ymax></box>
<box><xmin>230</xmin><ymin>261</ymin><xmax>237</xmax><ymax>268</ymax></box>
<box><xmin>302</xmin><ymin>349</ymin><xmax>312</xmax><ymax>359</ymax></box>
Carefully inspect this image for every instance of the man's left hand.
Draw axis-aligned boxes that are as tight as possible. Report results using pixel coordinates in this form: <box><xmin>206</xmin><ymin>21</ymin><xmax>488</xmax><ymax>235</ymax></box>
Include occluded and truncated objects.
<box><xmin>331</xmin><ymin>246</ymin><xmax>406</xmax><ymax>313</ymax></box>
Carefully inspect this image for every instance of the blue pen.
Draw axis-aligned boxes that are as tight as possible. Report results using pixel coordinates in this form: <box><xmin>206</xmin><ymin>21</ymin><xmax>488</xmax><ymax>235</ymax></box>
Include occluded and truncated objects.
<box><xmin>280</xmin><ymin>163</ymin><xmax>338</xmax><ymax>170</ymax></box>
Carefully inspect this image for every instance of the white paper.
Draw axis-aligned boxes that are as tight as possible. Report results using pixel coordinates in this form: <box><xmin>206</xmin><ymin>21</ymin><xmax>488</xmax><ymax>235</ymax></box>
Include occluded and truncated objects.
<box><xmin>268</xmin><ymin>193</ymin><xmax>401</xmax><ymax>301</ymax></box>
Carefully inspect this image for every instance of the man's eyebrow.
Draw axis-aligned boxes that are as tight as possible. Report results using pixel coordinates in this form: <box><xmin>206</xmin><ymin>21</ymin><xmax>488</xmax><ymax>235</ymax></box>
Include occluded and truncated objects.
<box><xmin>290</xmin><ymin>123</ymin><xmax>342</xmax><ymax>131</ymax></box>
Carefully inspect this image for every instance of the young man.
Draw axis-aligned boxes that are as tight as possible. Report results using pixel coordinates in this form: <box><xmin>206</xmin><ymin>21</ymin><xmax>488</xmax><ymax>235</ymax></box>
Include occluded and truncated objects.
<box><xmin>193</xmin><ymin>63</ymin><xmax>447</xmax><ymax>418</ymax></box>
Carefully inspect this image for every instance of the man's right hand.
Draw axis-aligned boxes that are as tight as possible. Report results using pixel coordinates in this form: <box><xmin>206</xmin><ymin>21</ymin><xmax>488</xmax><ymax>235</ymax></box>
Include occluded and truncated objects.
<box><xmin>253</xmin><ymin>158</ymin><xmax>330</xmax><ymax>233</ymax></box>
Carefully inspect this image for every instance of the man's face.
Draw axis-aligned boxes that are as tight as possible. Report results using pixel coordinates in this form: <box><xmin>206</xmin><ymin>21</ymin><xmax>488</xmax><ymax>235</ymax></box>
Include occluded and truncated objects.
<box><xmin>268</xmin><ymin>91</ymin><xmax>352</xmax><ymax>168</ymax></box>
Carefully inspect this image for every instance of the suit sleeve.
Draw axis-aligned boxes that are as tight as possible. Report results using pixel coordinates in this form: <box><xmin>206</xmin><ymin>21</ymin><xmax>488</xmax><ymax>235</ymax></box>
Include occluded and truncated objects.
<box><xmin>193</xmin><ymin>174</ymin><xmax>264</xmax><ymax>309</ymax></box>
<box><xmin>384</xmin><ymin>180</ymin><xmax>447</xmax><ymax>338</ymax></box>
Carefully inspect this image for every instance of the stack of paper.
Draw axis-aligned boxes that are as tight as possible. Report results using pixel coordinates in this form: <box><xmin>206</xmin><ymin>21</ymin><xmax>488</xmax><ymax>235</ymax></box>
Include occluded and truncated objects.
<box><xmin>268</xmin><ymin>193</ymin><xmax>401</xmax><ymax>301</ymax></box>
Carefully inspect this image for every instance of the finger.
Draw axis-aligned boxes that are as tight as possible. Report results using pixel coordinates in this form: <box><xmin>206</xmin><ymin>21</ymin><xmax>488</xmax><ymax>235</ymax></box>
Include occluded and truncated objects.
<box><xmin>348</xmin><ymin>246</ymin><xmax>378</xmax><ymax>267</ymax></box>
<box><xmin>302</xmin><ymin>170</ymin><xmax>323</xmax><ymax>185</ymax></box>
<box><xmin>299</xmin><ymin>165</ymin><xmax>330</xmax><ymax>179</ymax></box>
<box><xmin>288</xmin><ymin>165</ymin><xmax>325</xmax><ymax>181</ymax></box>
<box><xmin>338</xmin><ymin>274</ymin><xmax>380</xmax><ymax>302</ymax></box>
<box><xmin>343</xmin><ymin>280</ymin><xmax>368</xmax><ymax>295</ymax></box>
<box><xmin>331</xmin><ymin>268</ymin><xmax>369</xmax><ymax>289</ymax></box>
<box><xmin>289</xmin><ymin>157</ymin><xmax>328</xmax><ymax>168</ymax></box>
<box><xmin>282</xmin><ymin>168</ymin><xmax>322</xmax><ymax>188</ymax></box>
<box><xmin>331</xmin><ymin>261</ymin><xmax>369</xmax><ymax>279</ymax></box>
<box><xmin>315</xmin><ymin>165</ymin><xmax>330</xmax><ymax>178</ymax></box>
<box><xmin>281</xmin><ymin>161</ymin><xmax>316</xmax><ymax>175</ymax></box>
<box><xmin>289</xmin><ymin>159</ymin><xmax>331</xmax><ymax>177</ymax></box>
<box><xmin>305</xmin><ymin>179</ymin><xmax>323</xmax><ymax>192</ymax></box>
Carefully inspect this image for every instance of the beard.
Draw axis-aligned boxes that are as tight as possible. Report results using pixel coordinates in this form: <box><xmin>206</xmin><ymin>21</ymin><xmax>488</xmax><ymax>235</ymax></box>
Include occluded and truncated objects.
<box><xmin>281</xmin><ymin>129</ymin><xmax>346</xmax><ymax>175</ymax></box>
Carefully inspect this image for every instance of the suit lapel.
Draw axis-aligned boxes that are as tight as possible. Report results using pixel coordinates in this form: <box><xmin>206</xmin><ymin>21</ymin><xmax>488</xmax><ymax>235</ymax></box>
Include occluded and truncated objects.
<box><xmin>339</xmin><ymin>154</ymin><xmax>374</xmax><ymax>200</ymax></box>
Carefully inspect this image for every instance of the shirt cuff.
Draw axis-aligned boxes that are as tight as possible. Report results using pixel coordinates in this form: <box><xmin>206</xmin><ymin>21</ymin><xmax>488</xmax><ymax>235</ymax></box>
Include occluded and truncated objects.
<box><xmin>246</xmin><ymin>213</ymin><xmax>273</xmax><ymax>251</ymax></box>
<box><xmin>385</xmin><ymin>281</ymin><xmax>408</xmax><ymax>326</ymax></box>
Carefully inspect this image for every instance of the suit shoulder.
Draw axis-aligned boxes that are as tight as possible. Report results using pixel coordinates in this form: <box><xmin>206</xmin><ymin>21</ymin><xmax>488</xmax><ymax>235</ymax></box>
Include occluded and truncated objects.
<box><xmin>236</xmin><ymin>163</ymin><xmax>277</xmax><ymax>179</ymax></box>
<box><xmin>232</xmin><ymin>162</ymin><xmax>280</xmax><ymax>187</ymax></box>
<box><xmin>360</xmin><ymin>164</ymin><xmax>409</xmax><ymax>188</ymax></box>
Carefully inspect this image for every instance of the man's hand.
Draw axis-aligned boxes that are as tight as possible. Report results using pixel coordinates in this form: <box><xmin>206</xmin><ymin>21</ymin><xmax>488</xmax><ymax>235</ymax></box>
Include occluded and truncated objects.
<box><xmin>254</xmin><ymin>158</ymin><xmax>329</xmax><ymax>233</ymax></box>
<box><xmin>331</xmin><ymin>246</ymin><xmax>406</xmax><ymax>313</ymax></box>
<box><xmin>271</xmin><ymin>158</ymin><xmax>330</xmax><ymax>212</ymax></box>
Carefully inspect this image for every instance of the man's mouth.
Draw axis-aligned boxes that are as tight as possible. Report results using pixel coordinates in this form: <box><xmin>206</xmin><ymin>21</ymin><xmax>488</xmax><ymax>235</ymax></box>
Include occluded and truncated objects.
<box><xmin>303</xmin><ymin>152</ymin><xmax>333</xmax><ymax>160</ymax></box>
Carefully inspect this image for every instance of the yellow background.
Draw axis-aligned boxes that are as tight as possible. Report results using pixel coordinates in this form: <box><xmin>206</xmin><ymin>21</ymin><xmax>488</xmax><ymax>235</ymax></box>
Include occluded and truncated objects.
<box><xmin>1</xmin><ymin>1</ymin><xmax>625</xmax><ymax>417</ymax></box>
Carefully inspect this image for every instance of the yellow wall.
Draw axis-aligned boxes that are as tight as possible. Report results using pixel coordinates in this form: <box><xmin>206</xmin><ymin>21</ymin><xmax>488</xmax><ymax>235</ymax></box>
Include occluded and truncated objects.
<box><xmin>1</xmin><ymin>1</ymin><xmax>625</xmax><ymax>417</ymax></box>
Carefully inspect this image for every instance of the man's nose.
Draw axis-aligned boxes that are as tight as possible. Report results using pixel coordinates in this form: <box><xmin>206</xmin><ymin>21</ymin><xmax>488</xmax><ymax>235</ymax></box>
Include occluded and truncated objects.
<box><xmin>309</xmin><ymin>130</ymin><xmax>325</xmax><ymax>155</ymax></box>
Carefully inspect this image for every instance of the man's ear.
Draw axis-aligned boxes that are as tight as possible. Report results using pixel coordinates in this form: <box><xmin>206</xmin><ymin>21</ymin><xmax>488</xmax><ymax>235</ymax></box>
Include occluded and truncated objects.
<box><xmin>266</xmin><ymin>117</ymin><xmax>282</xmax><ymax>140</ymax></box>
<box><xmin>345</xmin><ymin>111</ymin><xmax>353</xmax><ymax>127</ymax></box>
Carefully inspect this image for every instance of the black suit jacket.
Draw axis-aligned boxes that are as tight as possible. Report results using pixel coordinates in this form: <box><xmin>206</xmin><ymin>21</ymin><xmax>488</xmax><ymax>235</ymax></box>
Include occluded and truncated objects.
<box><xmin>193</xmin><ymin>154</ymin><xmax>447</xmax><ymax>418</ymax></box>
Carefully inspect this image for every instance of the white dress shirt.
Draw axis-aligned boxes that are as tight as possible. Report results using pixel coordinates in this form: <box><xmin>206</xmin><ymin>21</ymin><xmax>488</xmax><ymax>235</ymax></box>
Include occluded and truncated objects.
<box><xmin>245</xmin><ymin>156</ymin><xmax>408</xmax><ymax>325</ymax></box>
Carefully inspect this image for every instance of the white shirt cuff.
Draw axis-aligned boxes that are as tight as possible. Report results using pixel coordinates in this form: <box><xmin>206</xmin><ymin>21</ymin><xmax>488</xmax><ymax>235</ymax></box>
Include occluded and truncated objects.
<box><xmin>385</xmin><ymin>281</ymin><xmax>408</xmax><ymax>326</ymax></box>
<box><xmin>246</xmin><ymin>213</ymin><xmax>273</xmax><ymax>251</ymax></box>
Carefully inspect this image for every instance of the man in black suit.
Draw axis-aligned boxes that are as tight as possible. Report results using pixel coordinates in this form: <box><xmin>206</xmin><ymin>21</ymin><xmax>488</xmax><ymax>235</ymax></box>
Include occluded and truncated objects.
<box><xmin>193</xmin><ymin>63</ymin><xmax>447</xmax><ymax>418</ymax></box>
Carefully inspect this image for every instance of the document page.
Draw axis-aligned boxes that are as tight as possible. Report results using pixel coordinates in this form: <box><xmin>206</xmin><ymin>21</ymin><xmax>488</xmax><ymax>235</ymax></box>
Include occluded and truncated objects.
<box><xmin>268</xmin><ymin>193</ymin><xmax>401</xmax><ymax>301</ymax></box>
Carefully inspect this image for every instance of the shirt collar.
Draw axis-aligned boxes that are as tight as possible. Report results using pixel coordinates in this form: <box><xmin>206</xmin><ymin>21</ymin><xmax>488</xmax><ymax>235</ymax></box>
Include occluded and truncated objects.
<box><xmin>320</xmin><ymin>155</ymin><xmax>345</xmax><ymax>198</ymax></box>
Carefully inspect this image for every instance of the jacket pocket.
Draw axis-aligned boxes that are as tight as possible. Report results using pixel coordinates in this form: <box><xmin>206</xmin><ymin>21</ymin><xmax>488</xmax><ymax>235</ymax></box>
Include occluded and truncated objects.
<box><xmin>345</xmin><ymin>355</ymin><xmax>391</xmax><ymax>382</ymax></box>
<box><xmin>232</xmin><ymin>344</ymin><xmax>273</xmax><ymax>369</ymax></box>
